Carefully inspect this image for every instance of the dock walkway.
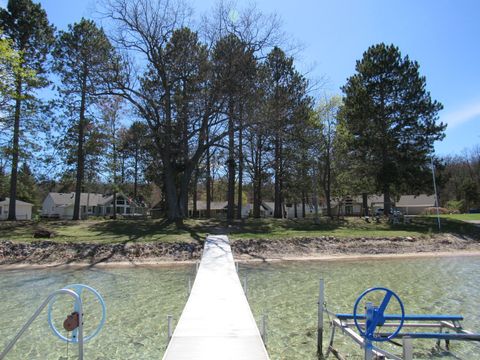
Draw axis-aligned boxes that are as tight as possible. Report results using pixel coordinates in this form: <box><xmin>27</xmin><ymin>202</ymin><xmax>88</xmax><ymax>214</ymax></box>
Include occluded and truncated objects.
<box><xmin>162</xmin><ymin>235</ymin><xmax>269</xmax><ymax>360</ymax></box>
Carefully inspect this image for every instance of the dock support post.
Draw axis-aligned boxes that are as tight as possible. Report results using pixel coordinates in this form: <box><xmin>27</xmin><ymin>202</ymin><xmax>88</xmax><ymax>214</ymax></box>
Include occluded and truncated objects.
<box><xmin>261</xmin><ymin>314</ymin><xmax>267</xmax><ymax>346</ymax></box>
<box><xmin>243</xmin><ymin>274</ymin><xmax>248</xmax><ymax>298</ymax></box>
<box><xmin>402</xmin><ymin>336</ymin><xmax>413</xmax><ymax>360</ymax></box>
<box><xmin>317</xmin><ymin>279</ymin><xmax>324</xmax><ymax>359</ymax></box>
<box><xmin>235</xmin><ymin>261</ymin><xmax>239</xmax><ymax>273</ymax></box>
<box><xmin>167</xmin><ymin>315</ymin><xmax>173</xmax><ymax>343</ymax></box>
<box><xmin>195</xmin><ymin>261</ymin><xmax>200</xmax><ymax>273</ymax></box>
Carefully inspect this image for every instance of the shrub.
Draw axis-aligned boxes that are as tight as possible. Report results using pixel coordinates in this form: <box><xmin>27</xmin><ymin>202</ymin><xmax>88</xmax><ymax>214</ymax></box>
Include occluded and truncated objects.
<box><xmin>422</xmin><ymin>207</ymin><xmax>449</xmax><ymax>215</ymax></box>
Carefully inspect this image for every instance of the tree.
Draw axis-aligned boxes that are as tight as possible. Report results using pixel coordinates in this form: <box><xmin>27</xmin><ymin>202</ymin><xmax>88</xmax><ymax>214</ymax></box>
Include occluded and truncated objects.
<box><xmin>104</xmin><ymin>0</ymin><xmax>223</xmax><ymax>223</ymax></box>
<box><xmin>17</xmin><ymin>162</ymin><xmax>38</xmax><ymax>206</ymax></box>
<box><xmin>99</xmin><ymin>96</ymin><xmax>124</xmax><ymax>219</ymax></box>
<box><xmin>315</xmin><ymin>96</ymin><xmax>342</xmax><ymax>218</ymax></box>
<box><xmin>0</xmin><ymin>33</ymin><xmax>35</xmax><ymax>109</ymax></box>
<box><xmin>53</xmin><ymin>18</ymin><xmax>118</xmax><ymax>220</ymax></box>
<box><xmin>122</xmin><ymin>121</ymin><xmax>149</xmax><ymax>199</ymax></box>
<box><xmin>262</xmin><ymin>47</ymin><xmax>310</xmax><ymax>218</ymax></box>
<box><xmin>212</xmin><ymin>34</ymin><xmax>256</xmax><ymax>221</ymax></box>
<box><xmin>0</xmin><ymin>0</ymin><xmax>54</xmax><ymax>220</ymax></box>
<box><xmin>341</xmin><ymin>43</ymin><xmax>445</xmax><ymax>214</ymax></box>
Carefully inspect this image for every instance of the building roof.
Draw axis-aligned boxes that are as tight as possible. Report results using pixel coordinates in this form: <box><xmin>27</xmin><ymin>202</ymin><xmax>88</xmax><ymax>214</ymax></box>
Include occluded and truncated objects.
<box><xmin>396</xmin><ymin>194</ymin><xmax>436</xmax><ymax>207</ymax></box>
<box><xmin>192</xmin><ymin>201</ymin><xmax>228</xmax><ymax>210</ymax></box>
<box><xmin>327</xmin><ymin>194</ymin><xmax>435</xmax><ymax>208</ymax></box>
<box><xmin>47</xmin><ymin>192</ymin><xmax>114</xmax><ymax>207</ymax></box>
<box><xmin>0</xmin><ymin>198</ymin><xmax>33</xmax><ymax>206</ymax></box>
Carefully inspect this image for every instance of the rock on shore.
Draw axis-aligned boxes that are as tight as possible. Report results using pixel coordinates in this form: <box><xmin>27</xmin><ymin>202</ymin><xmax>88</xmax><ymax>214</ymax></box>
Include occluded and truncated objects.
<box><xmin>0</xmin><ymin>234</ymin><xmax>478</xmax><ymax>265</ymax></box>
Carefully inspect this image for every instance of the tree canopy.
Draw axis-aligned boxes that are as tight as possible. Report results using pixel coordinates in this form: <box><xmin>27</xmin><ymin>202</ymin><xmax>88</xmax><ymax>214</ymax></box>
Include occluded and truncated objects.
<box><xmin>340</xmin><ymin>43</ymin><xmax>446</xmax><ymax>213</ymax></box>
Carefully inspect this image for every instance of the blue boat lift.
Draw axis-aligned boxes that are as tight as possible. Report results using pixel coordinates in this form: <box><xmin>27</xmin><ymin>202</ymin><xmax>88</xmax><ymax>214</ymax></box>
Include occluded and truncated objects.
<box><xmin>317</xmin><ymin>281</ymin><xmax>480</xmax><ymax>360</ymax></box>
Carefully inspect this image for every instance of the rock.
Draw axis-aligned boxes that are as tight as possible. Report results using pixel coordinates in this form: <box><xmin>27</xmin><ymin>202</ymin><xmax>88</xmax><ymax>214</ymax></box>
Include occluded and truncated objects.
<box><xmin>33</xmin><ymin>229</ymin><xmax>56</xmax><ymax>238</ymax></box>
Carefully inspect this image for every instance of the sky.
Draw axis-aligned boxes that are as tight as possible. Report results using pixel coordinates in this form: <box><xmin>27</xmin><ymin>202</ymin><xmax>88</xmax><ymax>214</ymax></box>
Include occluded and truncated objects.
<box><xmin>1</xmin><ymin>0</ymin><xmax>479</xmax><ymax>157</ymax></box>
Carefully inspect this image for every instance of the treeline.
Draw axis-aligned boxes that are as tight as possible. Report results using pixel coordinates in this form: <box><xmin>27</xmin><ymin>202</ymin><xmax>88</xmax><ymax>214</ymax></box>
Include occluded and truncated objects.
<box><xmin>439</xmin><ymin>146</ymin><xmax>480</xmax><ymax>212</ymax></box>
<box><xmin>0</xmin><ymin>0</ymin><xmax>462</xmax><ymax>222</ymax></box>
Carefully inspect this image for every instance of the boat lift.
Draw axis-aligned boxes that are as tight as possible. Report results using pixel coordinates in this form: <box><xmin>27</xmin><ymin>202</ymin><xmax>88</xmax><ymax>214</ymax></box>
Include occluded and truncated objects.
<box><xmin>317</xmin><ymin>280</ymin><xmax>480</xmax><ymax>359</ymax></box>
<box><xmin>0</xmin><ymin>284</ymin><xmax>106</xmax><ymax>360</ymax></box>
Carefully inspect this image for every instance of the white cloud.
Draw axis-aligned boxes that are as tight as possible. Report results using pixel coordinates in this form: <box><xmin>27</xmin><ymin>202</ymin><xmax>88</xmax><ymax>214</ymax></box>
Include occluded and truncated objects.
<box><xmin>441</xmin><ymin>100</ymin><xmax>480</xmax><ymax>129</ymax></box>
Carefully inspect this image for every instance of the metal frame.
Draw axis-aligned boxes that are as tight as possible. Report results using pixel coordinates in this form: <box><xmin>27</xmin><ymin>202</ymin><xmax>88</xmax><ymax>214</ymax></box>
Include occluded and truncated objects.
<box><xmin>0</xmin><ymin>288</ymin><xmax>84</xmax><ymax>360</ymax></box>
<box><xmin>317</xmin><ymin>279</ymin><xmax>480</xmax><ymax>360</ymax></box>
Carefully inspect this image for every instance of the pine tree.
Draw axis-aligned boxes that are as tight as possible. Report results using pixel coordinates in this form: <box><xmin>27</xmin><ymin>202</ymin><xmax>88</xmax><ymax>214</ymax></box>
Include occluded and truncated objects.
<box><xmin>53</xmin><ymin>19</ymin><xmax>118</xmax><ymax>220</ymax></box>
<box><xmin>0</xmin><ymin>0</ymin><xmax>54</xmax><ymax>220</ymax></box>
<box><xmin>341</xmin><ymin>43</ymin><xmax>445</xmax><ymax>214</ymax></box>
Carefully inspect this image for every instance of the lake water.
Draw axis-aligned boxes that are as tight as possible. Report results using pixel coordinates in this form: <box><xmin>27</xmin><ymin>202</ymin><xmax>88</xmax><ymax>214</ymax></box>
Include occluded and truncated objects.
<box><xmin>0</xmin><ymin>256</ymin><xmax>479</xmax><ymax>359</ymax></box>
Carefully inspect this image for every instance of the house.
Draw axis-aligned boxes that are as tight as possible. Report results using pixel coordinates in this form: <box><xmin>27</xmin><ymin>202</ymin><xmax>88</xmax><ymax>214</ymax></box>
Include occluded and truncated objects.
<box><xmin>395</xmin><ymin>194</ymin><xmax>436</xmax><ymax>215</ymax></box>
<box><xmin>41</xmin><ymin>192</ymin><xmax>143</xmax><ymax>219</ymax></box>
<box><xmin>0</xmin><ymin>198</ymin><xmax>33</xmax><ymax>220</ymax></box>
<box><xmin>188</xmin><ymin>201</ymin><xmax>253</xmax><ymax>218</ymax></box>
<box><xmin>326</xmin><ymin>194</ymin><xmax>436</xmax><ymax>216</ymax></box>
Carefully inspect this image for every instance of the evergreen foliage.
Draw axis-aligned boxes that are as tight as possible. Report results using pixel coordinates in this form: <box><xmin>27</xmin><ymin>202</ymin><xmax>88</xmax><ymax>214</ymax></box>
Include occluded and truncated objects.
<box><xmin>341</xmin><ymin>43</ymin><xmax>446</xmax><ymax>213</ymax></box>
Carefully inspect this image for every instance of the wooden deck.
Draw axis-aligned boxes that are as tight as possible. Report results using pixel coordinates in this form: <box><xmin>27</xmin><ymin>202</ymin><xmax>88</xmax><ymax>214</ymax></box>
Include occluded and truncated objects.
<box><xmin>162</xmin><ymin>235</ymin><xmax>269</xmax><ymax>360</ymax></box>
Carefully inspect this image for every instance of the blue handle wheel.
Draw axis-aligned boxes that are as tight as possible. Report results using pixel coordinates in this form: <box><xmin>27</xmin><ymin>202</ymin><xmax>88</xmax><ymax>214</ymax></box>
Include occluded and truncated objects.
<box><xmin>353</xmin><ymin>287</ymin><xmax>404</xmax><ymax>342</ymax></box>
<box><xmin>48</xmin><ymin>284</ymin><xmax>106</xmax><ymax>343</ymax></box>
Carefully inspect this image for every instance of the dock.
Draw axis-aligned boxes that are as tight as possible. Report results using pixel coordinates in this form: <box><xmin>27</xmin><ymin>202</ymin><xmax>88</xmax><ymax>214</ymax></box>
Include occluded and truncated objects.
<box><xmin>162</xmin><ymin>235</ymin><xmax>269</xmax><ymax>360</ymax></box>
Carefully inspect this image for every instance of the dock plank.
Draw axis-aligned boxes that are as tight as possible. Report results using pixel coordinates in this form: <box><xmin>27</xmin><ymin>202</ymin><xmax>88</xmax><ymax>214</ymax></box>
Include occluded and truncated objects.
<box><xmin>162</xmin><ymin>235</ymin><xmax>269</xmax><ymax>360</ymax></box>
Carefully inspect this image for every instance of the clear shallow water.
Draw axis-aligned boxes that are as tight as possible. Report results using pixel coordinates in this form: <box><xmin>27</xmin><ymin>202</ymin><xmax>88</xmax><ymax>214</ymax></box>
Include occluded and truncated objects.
<box><xmin>244</xmin><ymin>256</ymin><xmax>480</xmax><ymax>359</ymax></box>
<box><xmin>0</xmin><ymin>266</ymin><xmax>193</xmax><ymax>359</ymax></box>
<box><xmin>1</xmin><ymin>256</ymin><xmax>479</xmax><ymax>359</ymax></box>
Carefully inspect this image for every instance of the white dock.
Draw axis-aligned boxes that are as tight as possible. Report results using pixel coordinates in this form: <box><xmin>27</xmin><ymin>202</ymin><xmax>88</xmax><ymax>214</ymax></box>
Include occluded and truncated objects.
<box><xmin>162</xmin><ymin>235</ymin><xmax>269</xmax><ymax>360</ymax></box>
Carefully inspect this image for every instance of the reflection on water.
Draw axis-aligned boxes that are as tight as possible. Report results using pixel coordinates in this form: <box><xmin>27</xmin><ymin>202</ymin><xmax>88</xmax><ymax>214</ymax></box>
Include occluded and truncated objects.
<box><xmin>0</xmin><ymin>256</ymin><xmax>479</xmax><ymax>359</ymax></box>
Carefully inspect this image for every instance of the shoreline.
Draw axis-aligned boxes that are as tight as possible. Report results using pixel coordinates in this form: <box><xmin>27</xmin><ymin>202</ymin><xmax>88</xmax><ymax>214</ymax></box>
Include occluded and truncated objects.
<box><xmin>1</xmin><ymin>234</ymin><xmax>479</xmax><ymax>270</ymax></box>
<box><xmin>1</xmin><ymin>250</ymin><xmax>480</xmax><ymax>271</ymax></box>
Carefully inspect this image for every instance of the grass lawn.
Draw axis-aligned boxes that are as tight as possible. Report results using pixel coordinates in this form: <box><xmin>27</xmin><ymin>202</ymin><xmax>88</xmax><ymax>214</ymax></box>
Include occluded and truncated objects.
<box><xmin>431</xmin><ymin>213</ymin><xmax>480</xmax><ymax>221</ymax></box>
<box><xmin>0</xmin><ymin>216</ymin><xmax>478</xmax><ymax>244</ymax></box>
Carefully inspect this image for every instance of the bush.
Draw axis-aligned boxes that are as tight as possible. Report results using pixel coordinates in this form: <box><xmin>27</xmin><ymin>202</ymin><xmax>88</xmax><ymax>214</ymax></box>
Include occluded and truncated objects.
<box><xmin>422</xmin><ymin>207</ymin><xmax>449</xmax><ymax>215</ymax></box>
<box><xmin>445</xmin><ymin>200</ymin><xmax>464</xmax><ymax>213</ymax></box>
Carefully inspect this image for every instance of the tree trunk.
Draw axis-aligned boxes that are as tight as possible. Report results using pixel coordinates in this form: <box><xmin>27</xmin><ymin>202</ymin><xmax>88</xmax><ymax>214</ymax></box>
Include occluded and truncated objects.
<box><xmin>253</xmin><ymin>136</ymin><xmax>262</xmax><ymax>218</ymax></box>
<box><xmin>237</xmin><ymin>114</ymin><xmax>243</xmax><ymax>220</ymax></box>
<box><xmin>274</xmin><ymin>136</ymin><xmax>282</xmax><ymax>218</ymax></box>
<box><xmin>163</xmin><ymin>166</ymin><xmax>183</xmax><ymax>224</ymax></box>
<box><xmin>362</xmin><ymin>193</ymin><xmax>369</xmax><ymax>217</ymax></box>
<box><xmin>294</xmin><ymin>202</ymin><xmax>297</xmax><ymax>218</ymax></box>
<box><xmin>134</xmin><ymin>146</ymin><xmax>138</xmax><ymax>198</ymax></box>
<box><xmin>112</xmin><ymin>191</ymin><xmax>117</xmax><ymax>219</ymax></box>
<box><xmin>384</xmin><ymin>186</ymin><xmax>391</xmax><ymax>215</ymax></box>
<box><xmin>112</xmin><ymin>130</ymin><xmax>117</xmax><ymax>220</ymax></box>
<box><xmin>7</xmin><ymin>78</ymin><xmax>22</xmax><ymax>221</ymax></box>
<box><xmin>227</xmin><ymin>100</ymin><xmax>235</xmax><ymax>221</ymax></box>
<box><xmin>192</xmin><ymin>167</ymin><xmax>198</xmax><ymax>218</ymax></box>
<box><xmin>325</xmin><ymin>149</ymin><xmax>332</xmax><ymax>218</ymax></box>
<box><xmin>73</xmin><ymin>74</ymin><xmax>88</xmax><ymax>220</ymax></box>
<box><xmin>302</xmin><ymin>191</ymin><xmax>306</xmax><ymax>218</ymax></box>
<box><xmin>206</xmin><ymin>142</ymin><xmax>211</xmax><ymax>218</ymax></box>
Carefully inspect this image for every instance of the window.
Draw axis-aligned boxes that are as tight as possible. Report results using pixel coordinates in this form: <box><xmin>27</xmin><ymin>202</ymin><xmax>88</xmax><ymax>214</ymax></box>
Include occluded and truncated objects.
<box><xmin>106</xmin><ymin>207</ymin><xmax>111</xmax><ymax>214</ymax></box>
<box><xmin>116</xmin><ymin>199</ymin><xmax>125</xmax><ymax>205</ymax></box>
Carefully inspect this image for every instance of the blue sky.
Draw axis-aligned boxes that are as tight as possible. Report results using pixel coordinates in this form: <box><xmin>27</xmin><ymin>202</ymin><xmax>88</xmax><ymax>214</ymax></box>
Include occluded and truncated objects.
<box><xmin>2</xmin><ymin>0</ymin><xmax>479</xmax><ymax>156</ymax></box>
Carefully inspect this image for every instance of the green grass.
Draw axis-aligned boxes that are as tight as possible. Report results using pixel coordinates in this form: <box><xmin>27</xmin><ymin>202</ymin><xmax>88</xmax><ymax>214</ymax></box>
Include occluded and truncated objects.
<box><xmin>1</xmin><ymin>216</ymin><xmax>478</xmax><ymax>244</ymax></box>
<box><xmin>0</xmin><ymin>219</ymin><xmax>213</xmax><ymax>244</ymax></box>
<box><xmin>226</xmin><ymin>216</ymin><xmax>480</xmax><ymax>240</ymax></box>
<box><xmin>430</xmin><ymin>213</ymin><xmax>480</xmax><ymax>221</ymax></box>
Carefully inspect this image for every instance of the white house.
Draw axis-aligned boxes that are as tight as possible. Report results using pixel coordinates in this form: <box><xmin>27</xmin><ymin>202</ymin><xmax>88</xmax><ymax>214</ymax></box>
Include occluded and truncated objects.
<box><xmin>0</xmin><ymin>198</ymin><xmax>33</xmax><ymax>220</ymax></box>
<box><xmin>326</xmin><ymin>194</ymin><xmax>436</xmax><ymax>216</ymax></box>
<box><xmin>42</xmin><ymin>192</ymin><xmax>142</xmax><ymax>219</ymax></box>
